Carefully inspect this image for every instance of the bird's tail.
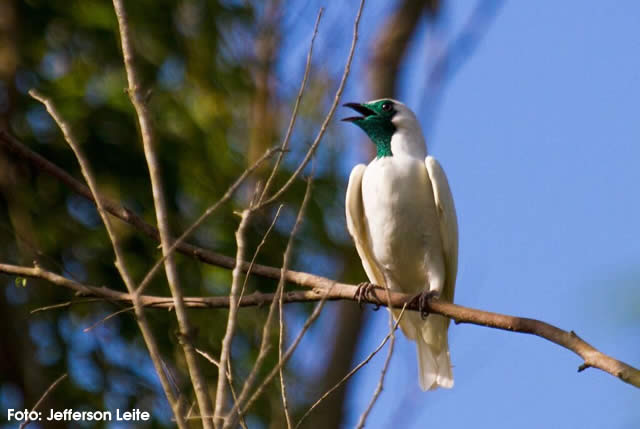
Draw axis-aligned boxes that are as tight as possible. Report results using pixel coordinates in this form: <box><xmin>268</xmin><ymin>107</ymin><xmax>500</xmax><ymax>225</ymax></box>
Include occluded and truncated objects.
<box><xmin>393</xmin><ymin>309</ymin><xmax>453</xmax><ymax>390</ymax></box>
<box><xmin>415</xmin><ymin>313</ymin><xmax>453</xmax><ymax>391</ymax></box>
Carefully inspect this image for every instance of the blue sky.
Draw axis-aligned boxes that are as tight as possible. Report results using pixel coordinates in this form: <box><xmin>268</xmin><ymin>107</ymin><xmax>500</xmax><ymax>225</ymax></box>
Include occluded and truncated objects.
<box><xmin>285</xmin><ymin>1</ymin><xmax>640</xmax><ymax>427</ymax></box>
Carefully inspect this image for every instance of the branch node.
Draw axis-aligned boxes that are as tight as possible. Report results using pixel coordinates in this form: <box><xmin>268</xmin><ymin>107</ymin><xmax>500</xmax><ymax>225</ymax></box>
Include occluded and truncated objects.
<box><xmin>577</xmin><ymin>363</ymin><xmax>591</xmax><ymax>372</ymax></box>
<box><xmin>176</xmin><ymin>327</ymin><xmax>198</xmax><ymax>347</ymax></box>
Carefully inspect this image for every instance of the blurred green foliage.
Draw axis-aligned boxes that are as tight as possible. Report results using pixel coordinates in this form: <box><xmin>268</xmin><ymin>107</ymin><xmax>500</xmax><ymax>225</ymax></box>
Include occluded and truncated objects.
<box><xmin>0</xmin><ymin>1</ymin><xmax>366</xmax><ymax>427</ymax></box>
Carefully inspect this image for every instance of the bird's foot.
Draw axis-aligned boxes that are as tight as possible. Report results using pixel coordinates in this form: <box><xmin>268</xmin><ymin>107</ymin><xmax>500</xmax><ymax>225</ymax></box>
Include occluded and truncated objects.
<box><xmin>410</xmin><ymin>290</ymin><xmax>439</xmax><ymax>320</ymax></box>
<box><xmin>354</xmin><ymin>282</ymin><xmax>381</xmax><ymax>310</ymax></box>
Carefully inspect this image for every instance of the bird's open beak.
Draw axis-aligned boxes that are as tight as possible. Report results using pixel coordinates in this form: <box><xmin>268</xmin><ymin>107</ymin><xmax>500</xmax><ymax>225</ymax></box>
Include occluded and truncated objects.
<box><xmin>341</xmin><ymin>102</ymin><xmax>376</xmax><ymax>122</ymax></box>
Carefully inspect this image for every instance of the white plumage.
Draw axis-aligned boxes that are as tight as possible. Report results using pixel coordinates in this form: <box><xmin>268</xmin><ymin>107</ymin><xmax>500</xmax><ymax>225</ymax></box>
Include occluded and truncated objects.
<box><xmin>345</xmin><ymin>100</ymin><xmax>458</xmax><ymax>390</ymax></box>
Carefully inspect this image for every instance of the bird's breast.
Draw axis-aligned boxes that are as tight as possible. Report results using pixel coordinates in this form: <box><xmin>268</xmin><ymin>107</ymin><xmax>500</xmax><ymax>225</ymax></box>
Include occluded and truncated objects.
<box><xmin>361</xmin><ymin>156</ymin><xmax>442</xmax><ymax>285</ymax></box>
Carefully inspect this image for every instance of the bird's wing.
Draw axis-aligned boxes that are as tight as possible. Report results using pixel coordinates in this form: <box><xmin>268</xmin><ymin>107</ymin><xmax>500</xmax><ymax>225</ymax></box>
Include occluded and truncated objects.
<box><xmin>346</xmin><ymin>164</ymin><xmax>386</xmax><ymax>288</ymax></box>
<box><xmin>425</xmin><ymin>156</ymin><xmax>458</xmax><ymax>303</ymax></box>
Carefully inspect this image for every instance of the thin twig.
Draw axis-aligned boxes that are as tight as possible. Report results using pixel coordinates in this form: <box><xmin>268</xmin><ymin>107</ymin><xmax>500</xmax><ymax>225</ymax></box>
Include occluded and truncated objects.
<box><xmin>111</xmin><ymin>2</ymin><xmax>213</xmax><ymax>426</ymax></box>
<box><xmin>278</xmin><ymin>178</ymin><xmax>313</xmax><ymax>429</ymax></box>
<box><xmin>19</xmin><ymin>373</ymin><xmax>68</xmax><ymax>429</ymax></box>
<box><xmin>237</xmin><ymin>204</ymin><xmax>284</xmax><ymax>312</ymax></box>
<box><xmin>185</xmin><ymin>401</ymin><xmax>197</xmax><ymax>422</ymax></box>
<box><xmin>259</xmin><ymin>8</ymin><xmax>323</xmax><ymax>202</ymax></box>
<box><xmin>296</xmin><ymin>305</ymin><xmax>407</xmax><ymax>429</ymax></box>
<box><xmin>259</xmin><ymin>0</ymin><xmax>365</xmax><ymax>207</ymax></box>
<box><xmin>355</xmin><ymin>311</ymin><xmax>399</xmax><ymax>428</ymax></box>
<box><xmin>225</xmin><ymin>359</ymin><xmax>248</xmax><ymax>429</ymax></box>
<box><xmin>27</xmin><ymin>91</ymin><xmax>186</xmax><ymax>427</ymax></box>
<box><xmin>196</xmin><ymin>347</ymin><xmax>220</xmax><ymax>367</ymax></box>
<box><xmin>213</xmin><ymin>209</ymin><xmax>251</xmax><ymax>427</ymax></box>
<box><xmin>30</xmin><ymin>300</ymin><xmax>74</xmax><ymax>313</ymax></box>
<box><xmin>83</xmin><ymin>306</ymin><xmax>134</xmax><ymax>333</ymax></box>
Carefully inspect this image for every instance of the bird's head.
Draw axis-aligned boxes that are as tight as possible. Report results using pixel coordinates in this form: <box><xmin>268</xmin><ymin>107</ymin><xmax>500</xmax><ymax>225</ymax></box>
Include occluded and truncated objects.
<box><xmin>342</xmin><ymin>99</ymin><xmax>421</xmax><ymax>158</ymax></box>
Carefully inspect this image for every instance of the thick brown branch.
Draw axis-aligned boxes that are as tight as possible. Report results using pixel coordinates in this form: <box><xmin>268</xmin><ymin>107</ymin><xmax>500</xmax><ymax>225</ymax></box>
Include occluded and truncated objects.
<box><xmin>1</xmin><ymin>261</ymin><xmax>638</xmax><ymax>389</ymax></box>
<box><xmin>0</xmin><ymin>262</ymin><xmax>331</xmax><ymax>309</ymax></box>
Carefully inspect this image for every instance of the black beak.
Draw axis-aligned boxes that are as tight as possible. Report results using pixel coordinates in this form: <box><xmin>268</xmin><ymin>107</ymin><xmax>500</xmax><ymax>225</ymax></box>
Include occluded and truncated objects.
<box><xmin>341</xmin><ymin>102</ymin><xmax>376</xmax><ymax>122</ymax></box>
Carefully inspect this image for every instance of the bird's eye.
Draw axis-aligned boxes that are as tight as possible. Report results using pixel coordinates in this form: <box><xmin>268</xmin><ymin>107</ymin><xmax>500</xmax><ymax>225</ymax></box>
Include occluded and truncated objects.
<box><xmin>381</xmin><ymin>102</ymin><xmax>392</xmax><ymax>112</ymax></box>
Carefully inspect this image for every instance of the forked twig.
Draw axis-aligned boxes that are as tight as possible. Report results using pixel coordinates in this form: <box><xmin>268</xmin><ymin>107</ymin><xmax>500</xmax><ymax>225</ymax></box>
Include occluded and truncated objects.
<box><xmin>223</xmin><ymin>177</ymin><xmax>313</xmax><ymax>428</ymax></box>
<box><xmin>196</xmin><ymin>348</ymin><xmax>248</xmax><ymax>429</ymax></box>
<box><xmin>213</xmin><ymin>209</ymin><xmax>252</xmax><ymax>427</ymax></box>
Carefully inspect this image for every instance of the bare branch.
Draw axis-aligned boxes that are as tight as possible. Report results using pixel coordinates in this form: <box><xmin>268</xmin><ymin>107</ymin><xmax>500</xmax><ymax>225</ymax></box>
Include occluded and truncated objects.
<box><xmin>214</xmin><ymin>209</ymin><xmax>251</xmax><ymax>427</ymax></box>
<box><xmin>2</xmin><ymin>259</ymin><xmax>639</xmax><ymax>389</ymax></box>
<box><xmin>26</xmin><ymin>91</ymin><xmax>186</xmax><ymax>427</ymax></box>
<box><xmin>19</xmin><ymin>373</ymin><xmax>67</xmax><ymax>429</ymax></box>
<box><xmin>278</xmin><ymin>177</ymin><xmax>313</xmax><ymax>429</ymax></box>
<box><xmin>0</xmin><ymin>261</ymin><xmax>332</xmax><ymax>309</ymax></box>
<box><xmin>111</xmin><ymin>1</ymin><xmax>213</xmax><ymax>426</ymax></box>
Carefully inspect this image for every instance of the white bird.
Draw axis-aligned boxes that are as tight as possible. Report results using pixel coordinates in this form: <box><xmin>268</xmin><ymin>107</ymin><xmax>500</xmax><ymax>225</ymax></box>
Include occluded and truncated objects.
<box><xmin>343</xmin><ymin>99</ymin><xmax>458</xmax><ymax>391</ymax></box>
